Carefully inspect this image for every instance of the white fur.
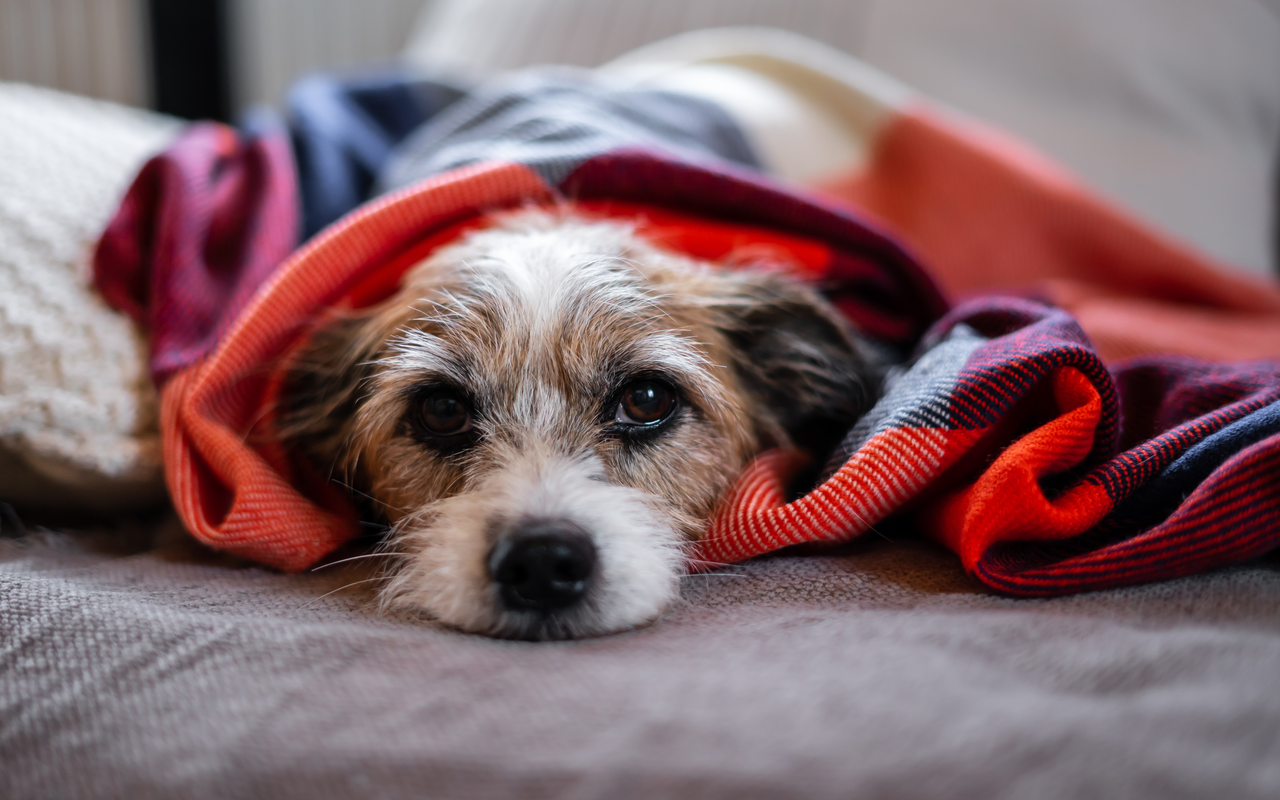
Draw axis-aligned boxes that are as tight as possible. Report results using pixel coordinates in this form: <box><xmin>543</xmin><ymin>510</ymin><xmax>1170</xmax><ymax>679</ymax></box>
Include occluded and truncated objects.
<box><xmin>382</xmin><ymin>445</ymin><xmax>683</xmax><ymax>639</ymax></box>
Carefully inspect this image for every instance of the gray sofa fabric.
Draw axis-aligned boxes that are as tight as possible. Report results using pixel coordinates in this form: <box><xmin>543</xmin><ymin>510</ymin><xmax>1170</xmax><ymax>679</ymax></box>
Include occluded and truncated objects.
<box><xmin>4</xmin><ymin>525</ymin><xmax>1279</xmax><ymax>799</ymax></box>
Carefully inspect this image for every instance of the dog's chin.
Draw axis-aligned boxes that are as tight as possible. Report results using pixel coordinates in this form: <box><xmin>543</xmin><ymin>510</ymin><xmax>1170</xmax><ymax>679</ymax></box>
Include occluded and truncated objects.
<box><xmin>377</xmin><ymin>455</ymin><xmax>686</xmax><ymax>640</ymax></box>
<box><xmin>469</xmin><ymin>603</ymin><xmax>661</xmax><ymax>642</ymax></box>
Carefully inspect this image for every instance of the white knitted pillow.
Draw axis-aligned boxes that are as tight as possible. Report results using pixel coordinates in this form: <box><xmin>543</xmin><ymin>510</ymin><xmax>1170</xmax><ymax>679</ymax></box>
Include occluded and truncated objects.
<box><xmin>0</xmin><ymin>83</ymin><xmax>179</xmax><ymax>514</ymax></box>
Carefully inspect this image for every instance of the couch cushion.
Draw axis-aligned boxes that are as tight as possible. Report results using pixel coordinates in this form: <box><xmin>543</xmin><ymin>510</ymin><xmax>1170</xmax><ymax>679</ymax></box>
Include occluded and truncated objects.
<box><xmin>3</xmin><ymin>529</ymin><xmax>1279</xmax><ymax>798</ymax></box>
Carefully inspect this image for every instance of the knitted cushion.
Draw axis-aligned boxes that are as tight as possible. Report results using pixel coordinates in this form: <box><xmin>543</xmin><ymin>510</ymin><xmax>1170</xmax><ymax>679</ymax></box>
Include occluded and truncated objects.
<box><xmin>0</xmin><ymin>83</ymin><xmax>178</xmax><ymax>513</ymax></box>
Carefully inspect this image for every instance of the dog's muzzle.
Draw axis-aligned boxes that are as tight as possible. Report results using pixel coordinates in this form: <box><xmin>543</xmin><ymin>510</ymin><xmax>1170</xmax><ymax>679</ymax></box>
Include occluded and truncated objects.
<box><xmin>488</xmin><ymin>520</ymin><xmax>596</xmax><ymax>613</ymax></box>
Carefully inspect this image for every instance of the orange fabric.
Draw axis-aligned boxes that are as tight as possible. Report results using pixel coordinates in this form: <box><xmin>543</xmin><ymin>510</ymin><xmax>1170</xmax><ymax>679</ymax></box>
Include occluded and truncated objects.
<box><xmin>697</xmin><ymin>425</ymin><xmax>987</xmax><ymax>567</ymax></box>
<box><xmin>917</xmin><ymin>367</ymin><xmax>1112</xmax><ymax>570</ymax></box>
<box><xmin>818</xmin><ymin>105</ymin><xmax>1280</xmax><ymax>363</ymax></box>
<box><xmin>573</xmin><ymin>200</ymin><xmax>831</xmax><ymax>280</ymax></box>
<box><xmin>162</xmin><ymin>162</ymin><xmax>553</xmax><ymax>571</ymax></box>
<box><xmin>338</xmin><ymin>200</ymin><xmax>837</xmax><ymax>312</ymax></box>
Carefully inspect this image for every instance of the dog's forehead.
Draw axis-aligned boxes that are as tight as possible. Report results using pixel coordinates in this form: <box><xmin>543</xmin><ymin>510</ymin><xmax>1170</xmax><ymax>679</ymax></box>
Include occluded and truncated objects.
<box><xmin>466</xmin><ymin>224</ymin><xmax>652</xmax><ymax>322</ymax></box>
<box><xmin>396</xmin><ymin>220</ymin><xmax>711</xmax><ymax>401</ymax></box>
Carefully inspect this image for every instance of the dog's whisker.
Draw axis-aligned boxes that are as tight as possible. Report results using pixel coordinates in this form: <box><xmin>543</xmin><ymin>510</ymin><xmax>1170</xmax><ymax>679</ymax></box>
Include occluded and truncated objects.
<box><xmin>681</xmin><ymin>557</ymin><xmax>739</xmax><ymax>569</ymax></box>
<box><xmin>836</xmin><ymin>505</ymin><xmax>892</xmax><ymax>542</ymax></box>
<box><xmin>292</xmin><ymin>577</ymin><xmax>388</xmax><ymax>613</ymax></box>
<box><xmin>310</xmin><ymin>552</ymin><xmax>402</xmax><ymax>572</ymax></box>
<box><xmin>331</xmin><ymin>478</ymin><xmax>411</xmax><ymax>515</ymax></box>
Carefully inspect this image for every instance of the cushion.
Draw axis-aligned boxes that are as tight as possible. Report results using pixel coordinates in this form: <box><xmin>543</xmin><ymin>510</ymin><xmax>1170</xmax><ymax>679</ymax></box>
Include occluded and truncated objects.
<box><xmin>0</xmin><ymin>83</ymin><xmax>178</xmax><ymax>513</ymax></box>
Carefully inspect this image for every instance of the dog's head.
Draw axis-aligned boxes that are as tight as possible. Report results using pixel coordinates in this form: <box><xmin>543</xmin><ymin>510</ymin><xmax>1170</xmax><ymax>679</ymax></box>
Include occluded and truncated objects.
<box><xmin>282</xmin><ymin>210</ymin><xmax>878</xmax><ymax>639</ymax></box>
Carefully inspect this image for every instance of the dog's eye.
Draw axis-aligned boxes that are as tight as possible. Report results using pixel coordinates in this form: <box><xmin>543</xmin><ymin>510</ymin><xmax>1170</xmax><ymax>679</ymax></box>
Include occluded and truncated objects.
<box><xmin>417</xmin><ymin>388</ymin><xmax>473</xmax><ymax>436</ymax></box>
<box><xmin>616</xmin><ymin>380</ymin><xmax>676</xmax><ymax>426</ymax></box>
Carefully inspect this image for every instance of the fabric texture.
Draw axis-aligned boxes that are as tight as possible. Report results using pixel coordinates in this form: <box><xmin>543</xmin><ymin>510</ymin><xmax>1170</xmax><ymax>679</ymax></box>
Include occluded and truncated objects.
<box><xmin>0</xmin><ymin>82</ymin><xmax>178</xmax><ymax>513</ymax></box>
<box><xmin>820</xmin><ymin>106</ymin><xmax>1280</xmax><ymax>363</ymax></box>
<box><xmin>377</xmin><ymin>68</ymin><xmax>760</xmax><ymax>192</ymax></box>
<box><xmin>287</xmin><ymin>70</ymin><xmax>469</xmax><ymax>239</ymax></box>
<box><xmin>3</xmin><ymin>529</ymin><xmax>1279</xmax><ymax>799</ymax></box>
<box><xmin>701</xmin><ymin>297</ymin><xmax>1280</xmax><ymax>596</ymax></box>
<box><xmin>94</xmin><ymin>112</ymin><xmax>300</xmax><ymax>386</ymax></box>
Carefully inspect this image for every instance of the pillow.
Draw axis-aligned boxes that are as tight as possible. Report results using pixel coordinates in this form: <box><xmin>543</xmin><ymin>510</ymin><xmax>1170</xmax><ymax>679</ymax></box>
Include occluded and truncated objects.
<box><xmin>404</xmin><ymin>0</ymin><xmax>1280</xmax><ymax>275</ymax></box>
<box><xmin>0</xmin><ymin>83</ymin><xmax>179</xmax><ymax>513</ymax></box>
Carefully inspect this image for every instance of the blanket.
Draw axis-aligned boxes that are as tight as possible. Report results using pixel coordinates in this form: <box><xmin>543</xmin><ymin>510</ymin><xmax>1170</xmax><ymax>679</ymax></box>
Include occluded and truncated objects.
<box><xmin>92</xmin><ymin>45</ymin><xmax>1280</xmax><ymax>596</ymax></box>
<box><xmin>600</xmin><ymin>28</ymin><xmax>1280</xmax><ymax>362</ymax></box>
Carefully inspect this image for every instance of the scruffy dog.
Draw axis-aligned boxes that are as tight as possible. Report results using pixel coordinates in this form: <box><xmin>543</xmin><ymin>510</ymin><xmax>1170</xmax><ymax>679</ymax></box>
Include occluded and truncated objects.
<box><xmin>282</xmin><ymin>210</ymin><xmax>880</xmax><ymax>640</ymax></box>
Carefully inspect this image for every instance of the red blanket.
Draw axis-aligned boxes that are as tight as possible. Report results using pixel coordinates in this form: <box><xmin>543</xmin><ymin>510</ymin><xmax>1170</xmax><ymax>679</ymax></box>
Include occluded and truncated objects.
<box><xmin>94</xmin><ymin>105</ymin><xmax>1280</xmax><ymax>596</ymax></box>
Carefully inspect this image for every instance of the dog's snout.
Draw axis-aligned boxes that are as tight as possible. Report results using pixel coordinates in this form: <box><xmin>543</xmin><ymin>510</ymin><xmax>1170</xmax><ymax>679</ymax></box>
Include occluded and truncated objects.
<box><xmin>489</xmin><ymin>522</ymin><xmax>596</xmax><ymax>612</ymax></box>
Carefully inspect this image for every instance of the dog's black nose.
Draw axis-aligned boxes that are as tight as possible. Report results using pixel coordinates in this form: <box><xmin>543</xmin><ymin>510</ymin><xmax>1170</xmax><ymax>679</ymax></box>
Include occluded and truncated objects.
<box><xmin>489</xmin><ymin>522</ymin><xmax>596</xmax><ymax>613</ymax></box>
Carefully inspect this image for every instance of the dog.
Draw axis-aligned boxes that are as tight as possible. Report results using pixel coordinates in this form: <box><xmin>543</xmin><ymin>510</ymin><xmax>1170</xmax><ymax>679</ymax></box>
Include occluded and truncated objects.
<box><xmin>280</xmin><ymin>208</ymin><xmax>881</xmax><ymax>639</ymax></box>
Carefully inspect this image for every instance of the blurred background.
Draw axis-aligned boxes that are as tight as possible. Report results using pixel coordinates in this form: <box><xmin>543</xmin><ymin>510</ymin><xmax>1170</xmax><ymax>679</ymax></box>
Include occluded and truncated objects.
<box><xmin>0</xmin><ymin>0</ymin><xmax>424</xmax><ymax>117</ymax></box>
<box><xmin>1</xmin><ymin>0</ymin><xmax>1278</xmax><ymax>275</ymax></box>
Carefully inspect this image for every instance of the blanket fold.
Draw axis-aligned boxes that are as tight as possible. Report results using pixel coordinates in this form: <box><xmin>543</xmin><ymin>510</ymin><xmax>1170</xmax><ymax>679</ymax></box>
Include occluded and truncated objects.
<box><xmin>287</xmin><ymin>71</ymin><xmax>468</xmax><ymax>239</ymax></box>
<box><xmin>696</xmin><ymin>296</ymin><xmax>1280</xmax><ymax>594</ymax></box>
<box><xmin>94</xmin><ymin>113</ymin><xmax>300</xmax><ymax>385</ymax></box>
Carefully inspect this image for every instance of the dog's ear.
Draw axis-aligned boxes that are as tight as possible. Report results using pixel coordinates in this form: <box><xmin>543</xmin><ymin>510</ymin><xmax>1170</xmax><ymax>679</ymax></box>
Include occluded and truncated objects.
<box><xmin>710</xmin><ymin>270</ymin><xmax>882</xmax><ymax>455</ymax></box>
<box><xmin>277</xmin><ymin>311</ymin><xmax>385</xmax><ymax>474</ymax></box>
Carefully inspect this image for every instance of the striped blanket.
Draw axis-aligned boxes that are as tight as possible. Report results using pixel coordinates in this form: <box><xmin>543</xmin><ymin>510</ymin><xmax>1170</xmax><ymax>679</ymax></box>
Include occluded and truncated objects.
<box><xmin>93</xmin><ymin>43</ymin><xmax>1280</xmax><ymax>596</ymax></box>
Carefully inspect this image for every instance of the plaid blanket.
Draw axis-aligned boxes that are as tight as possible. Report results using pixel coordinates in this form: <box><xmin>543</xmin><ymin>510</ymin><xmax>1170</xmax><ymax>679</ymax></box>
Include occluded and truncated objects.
<box><xmin>93</xmin><ymin>65</ymin><xmax>1280</xmax><ymax>595</ymax></box>
<box><xmin>706</xmin><ymin>299</ymin><xmax>1280</xmax><ymax>594</ymax></box>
